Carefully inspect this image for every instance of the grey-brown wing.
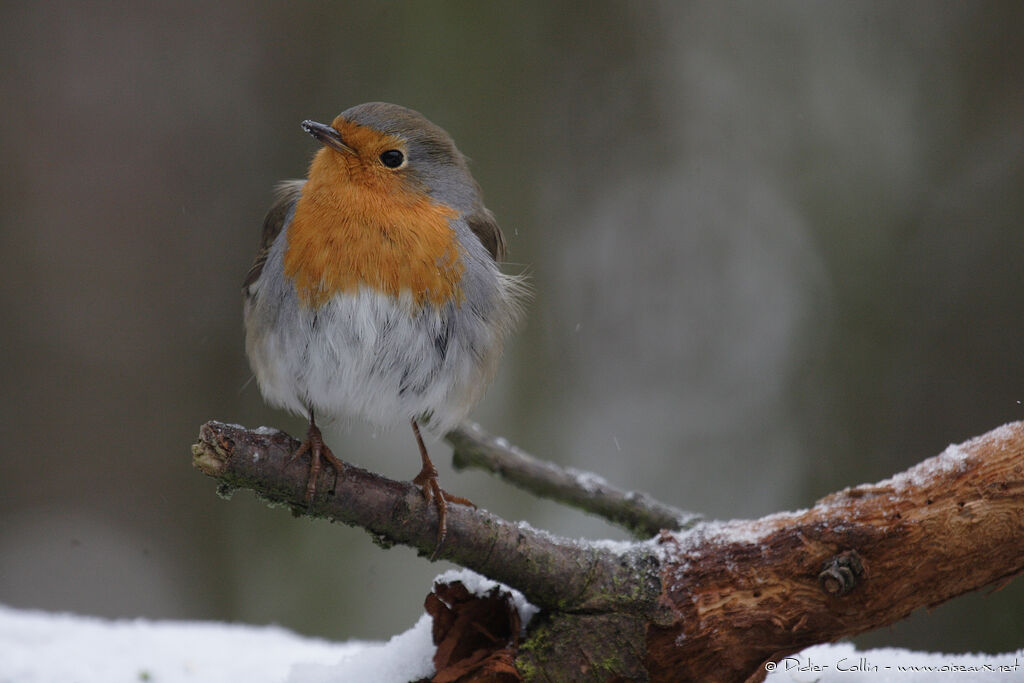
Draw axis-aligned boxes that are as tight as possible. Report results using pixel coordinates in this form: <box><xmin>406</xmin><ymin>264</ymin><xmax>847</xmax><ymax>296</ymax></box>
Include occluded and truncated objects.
<box><xmin>464</xmin><ymin>206</ymin><xmax>508</xmax><ymax>263</ymax></box>
<box><xmin>243</xmin><ymin>180</ymin><xmax>304</xmax><ymax>295</ymax></box>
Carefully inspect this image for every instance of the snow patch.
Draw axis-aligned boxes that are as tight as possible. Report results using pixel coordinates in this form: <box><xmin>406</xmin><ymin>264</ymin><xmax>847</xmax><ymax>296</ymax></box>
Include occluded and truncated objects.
<box><xmin>253</xmin><ymin>425</ymin><xmax>281</xmax><ymax>435</ymax></box>
<box><xmin>584</xmin><ymin>537</ymin><xmax>644</xmax><ymax>555</ymax></box>
<box><xmin>0</xmin><ymin>604</ymin><xmax>356</xmax><ymax>683</ymax></box>
<box><xmin>433</xmin><ymin>568</ymin><xmax>539</xmax><ymax>629</ymax></box>
<box><xmin>3</xmin><ymin>604</ymin><xmax>1022</xmax><ymax>682</ymax></box>
<box><xmin>565</xmin><ymin>467</ymin><xmax>609</xmax><ymax>493</ymax></box>
<box><xmin>286</xmin><ymin>614</ymin><xmax>434</xmax><ymax>683</ymax></box>
<box><xmin>661</xmin><ymin>511</ymin><xmax>807</xmax><ymax>552</ymax></box>
<box><xmin>869</xmin><ymin>441</ymin><xmax>971</xmax><ymax>491</ymax></box>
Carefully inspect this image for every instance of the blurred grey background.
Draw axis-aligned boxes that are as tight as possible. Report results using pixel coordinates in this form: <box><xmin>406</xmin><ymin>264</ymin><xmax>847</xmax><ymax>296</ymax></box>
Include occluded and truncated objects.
<box><xmin>2</xmin><ymin>0</ymin><xmax>1023</xmax><ymax>654</ymax></box>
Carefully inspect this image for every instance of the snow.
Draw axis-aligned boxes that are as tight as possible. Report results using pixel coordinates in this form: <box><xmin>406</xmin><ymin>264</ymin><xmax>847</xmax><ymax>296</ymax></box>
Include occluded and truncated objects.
<box><xmin>286</xmin><ymin>614</ymin><xmax>434</xmax><ymax>683</ymax></box>
<box><xmin>868</xmin><ymin>441</ymin><xmax>971</xmax><ymax>490</ymax></box>
<box><xmin>585</xmin><ymin>537</ymin><xmax>646</xmax><ymax>555</ymax></box>
<box><xmin>853</xmin><ymin>421</ymin><xmax>1021</xmax><ymax>493</ymax></box>
<box><xmin>252</xmin><ymin>425</ymin><xmax>282</xmax><ymax>435</ymax></box>
<box><xmin>659</xmin><ymin>512</ymin><xmax>810</xmax><ymax>554</ymax></box>
<box><xmin>432</xmin><ymin>568</ymin><xmax>539</xmax><ymax>629</ymax></box>
<box><xmin>508</xmin><ymin>519</ymin><xmax>648</xmax><ymax>557</ymax></box>
<box><xmin>655</xmin><ymin>422</ymin><xmax>1024</xmax><ymax>557</ymax></box>
<box><xmin>0</xmin><ymin>570</ymin><xmax>536</xmax><ymax>683</ymax></box>
<box><xmin>0</xmin><ymin>604</ymin><xmax>358</xmax><ymax>683</ymax></box>
<box><xmin>513</xmin><ymin>518</ymin><xmax>564</xmax><ymax>545</ymax></box>
<box><xmin>1</xmin><ymin>603</ymin><xmax>1021</xmax><ymax>682</ymax></box>
<box><xmin>564</xmin><ymin>467</ymin><xmax>610</xmax><ymax>494</ymax></box>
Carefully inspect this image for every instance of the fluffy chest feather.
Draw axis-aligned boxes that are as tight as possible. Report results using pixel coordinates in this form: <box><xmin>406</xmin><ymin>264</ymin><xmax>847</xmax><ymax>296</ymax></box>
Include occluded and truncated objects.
<box><xmin>283</xmin><ymin>169</ymin><xmax>464</xmax><ymax>309</ymax></box>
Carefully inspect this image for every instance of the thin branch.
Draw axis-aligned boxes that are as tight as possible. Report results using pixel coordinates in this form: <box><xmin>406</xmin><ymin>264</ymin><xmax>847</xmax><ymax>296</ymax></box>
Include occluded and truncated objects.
<box><xmin>191</xmin><ymin>421</ymin><xmax>660</xmax><ymax>614</ymax></box>
<box><xmin>446</xmin><ymin>421</ymin><xmax>702</xmax><ymax>537</ymax></box>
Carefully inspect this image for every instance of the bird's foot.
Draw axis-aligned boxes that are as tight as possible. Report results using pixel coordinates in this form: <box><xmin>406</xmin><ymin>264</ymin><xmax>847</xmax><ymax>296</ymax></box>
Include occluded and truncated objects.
<box><xmin>413</xmin><ymin>461</ymin><xmax>475</xmax><ymax>559</ymax></box>
<box><xmin>289</xmin><ymin>421</ymin><xmax>345</xmax><ymax>509</ymax></box>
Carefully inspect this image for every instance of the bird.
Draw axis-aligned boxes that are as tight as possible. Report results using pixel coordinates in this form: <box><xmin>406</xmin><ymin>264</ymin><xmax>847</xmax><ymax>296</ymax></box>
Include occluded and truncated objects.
<box><xmin>243</xmin><ymin>102</ymin><xmax>524</xmax><ymax>554</ymax></box>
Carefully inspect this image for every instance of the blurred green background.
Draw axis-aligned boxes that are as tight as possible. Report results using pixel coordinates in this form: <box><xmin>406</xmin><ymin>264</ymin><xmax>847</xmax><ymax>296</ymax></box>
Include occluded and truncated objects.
<box><xmin>2</xmin><ymin>1</ymin><xmax>1023</xmax><ymax>653</ymax></box>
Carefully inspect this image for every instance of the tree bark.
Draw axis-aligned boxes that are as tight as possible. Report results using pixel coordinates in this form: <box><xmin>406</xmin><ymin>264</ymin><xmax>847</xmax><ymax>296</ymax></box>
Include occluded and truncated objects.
<box><xmin>192</xmin><ymin>420</ymin><xmax>1024</xmax><ymax>682</ymax></box>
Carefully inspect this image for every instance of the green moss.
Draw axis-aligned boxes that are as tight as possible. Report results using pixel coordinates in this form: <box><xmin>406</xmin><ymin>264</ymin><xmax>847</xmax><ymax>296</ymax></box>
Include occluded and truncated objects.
<box><xmin>516</xmin><ymin>612</ymin><xmax>645</xmax><ymax>681</ymax></box>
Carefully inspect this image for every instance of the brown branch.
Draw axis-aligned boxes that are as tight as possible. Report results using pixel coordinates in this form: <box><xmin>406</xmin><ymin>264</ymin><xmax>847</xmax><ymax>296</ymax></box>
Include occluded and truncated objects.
<box><xmin>191</xmin><ymin>421</ymin><xmax>660</xmax><ymax>614</ymax></box>
<box><xmin>192</xmin><ymin>420</ymin><xmax>1024</xmax><ymax>682</ymax></box>
<box><xmin>644</xmin><ymin>421</ymin><xmax>1024</xmax><ymax>681</ymax></box>
<box><xmin>446</xmin><ymin>421</ymin><xmax>702</xmax><ymax>537</ymax></box>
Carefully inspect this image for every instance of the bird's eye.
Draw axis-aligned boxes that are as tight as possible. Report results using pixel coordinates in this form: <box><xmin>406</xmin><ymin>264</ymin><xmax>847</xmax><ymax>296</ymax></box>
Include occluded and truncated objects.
<box><xmin>379</xmin><ymin>150</ymin><xmax>405</xmax><ymax>168</ymax></box>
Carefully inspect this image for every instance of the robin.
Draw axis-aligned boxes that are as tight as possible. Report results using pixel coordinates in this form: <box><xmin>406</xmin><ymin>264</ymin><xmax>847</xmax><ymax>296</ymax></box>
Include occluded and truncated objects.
<box><xmin>243</xmin><ymin>102</ymin><xmax>524</xmax><ymax>554</ymax></box>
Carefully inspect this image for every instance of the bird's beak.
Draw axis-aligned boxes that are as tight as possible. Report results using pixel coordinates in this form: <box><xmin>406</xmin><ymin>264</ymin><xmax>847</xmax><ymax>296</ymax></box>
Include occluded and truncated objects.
<box><xmin>301</xmin><ymin>120</ymin><xmax>355</xmax><ymax>154</ymax></box>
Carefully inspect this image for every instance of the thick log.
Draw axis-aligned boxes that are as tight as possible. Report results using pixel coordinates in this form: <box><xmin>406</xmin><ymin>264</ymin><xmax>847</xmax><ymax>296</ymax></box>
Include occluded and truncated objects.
<box><xmin>645</xmin><ymin>422</ymin><xmax>1024</xmax><ymax>681</ymax></box>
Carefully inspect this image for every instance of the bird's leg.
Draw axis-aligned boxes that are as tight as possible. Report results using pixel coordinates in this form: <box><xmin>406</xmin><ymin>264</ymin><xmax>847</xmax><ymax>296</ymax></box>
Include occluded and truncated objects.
<box><xmin>289</xmin><ymin>411</ymin><xmax>346</xmax><ymax>508</ymax></box>
<box><xmin>411</xmin><ymin>419</ymin><xmax>473</xmax><ymax>557</ymax></box>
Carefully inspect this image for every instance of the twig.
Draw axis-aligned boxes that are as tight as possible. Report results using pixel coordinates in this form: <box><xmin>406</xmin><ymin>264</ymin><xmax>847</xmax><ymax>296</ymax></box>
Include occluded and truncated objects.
<box><xmin>446</xmin><ymin>422</ymin><xmax>702</xmax><ymax>537</ymax></box>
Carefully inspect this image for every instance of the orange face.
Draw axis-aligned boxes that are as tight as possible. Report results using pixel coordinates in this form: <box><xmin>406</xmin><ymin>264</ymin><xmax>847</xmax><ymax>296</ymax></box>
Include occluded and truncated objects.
<box><xmin>283</xmin><ymin>117</ymin><xmax>464</xmax><ymax>309</ymax></box>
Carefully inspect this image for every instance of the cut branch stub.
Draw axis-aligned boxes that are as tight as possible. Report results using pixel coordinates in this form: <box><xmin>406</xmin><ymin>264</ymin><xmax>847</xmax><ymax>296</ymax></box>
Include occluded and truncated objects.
<box><xmin>817</xmin><ymin>550</ymin><xmax>866</xmax><ymax>597</ymax></box>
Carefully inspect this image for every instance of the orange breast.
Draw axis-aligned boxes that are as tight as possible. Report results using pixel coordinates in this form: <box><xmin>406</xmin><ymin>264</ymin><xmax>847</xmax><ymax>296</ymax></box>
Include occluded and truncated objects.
<box><xmin>283</xmin><ymin>154</ymin><xmax>464</xmax><ymax>309</ymax></box>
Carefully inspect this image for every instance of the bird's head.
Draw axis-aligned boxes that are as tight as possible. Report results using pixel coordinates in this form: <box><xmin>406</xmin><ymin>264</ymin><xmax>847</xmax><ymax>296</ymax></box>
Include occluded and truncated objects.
<box><xmin>301</xmin><ymin>102</ymin><xmax>482</xmax><ymax>212</ymax></box>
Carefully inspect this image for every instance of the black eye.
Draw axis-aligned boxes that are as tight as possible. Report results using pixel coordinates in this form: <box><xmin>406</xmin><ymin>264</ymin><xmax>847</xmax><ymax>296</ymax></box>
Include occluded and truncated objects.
<box><xmin>379</xmin><ymin>149</ymin><xmax>405</xmax><ymax>168</ymax></box>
